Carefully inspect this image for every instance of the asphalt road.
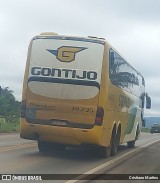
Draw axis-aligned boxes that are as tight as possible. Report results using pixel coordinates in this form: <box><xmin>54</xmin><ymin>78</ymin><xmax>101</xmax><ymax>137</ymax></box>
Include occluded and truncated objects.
<box><xmin>0</xmin><ymin>132</ymin><xmax>160</xmax><ymax>183</ymax></box>
<box><xmin>89</xmin><ymin>141</ymin><xmax>160</xmax><ymax>183</ymax></box>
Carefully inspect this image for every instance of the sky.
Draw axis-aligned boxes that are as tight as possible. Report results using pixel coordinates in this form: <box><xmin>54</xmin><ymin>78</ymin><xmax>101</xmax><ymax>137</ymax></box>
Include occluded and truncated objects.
<box><xmin>0</xmin><ymin>0</ymin><xmax>160</xmax><ymax>117</ymax></box>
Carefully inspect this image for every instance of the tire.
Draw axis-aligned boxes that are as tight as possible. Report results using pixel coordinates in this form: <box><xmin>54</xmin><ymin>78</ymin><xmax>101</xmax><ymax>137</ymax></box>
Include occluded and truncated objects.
<box><xmin>111</xmin><ymin>127</ymin><xmax>120</xmax><ymax>156</ymax></box>
<box><xmin>99</xmin><ymin>126</ymin><xmax>119</xmax><ymax>158</ymax></box>
<box><xmin>127</xmin><ymin>140</ymin><xmax>135</xmax><ymax>148</ymax></box>
<box><xmin>135</xmin><ymin>126</ymin><xmax>140</xmax><ymax>140</ymax></box>
<box><xmin>38</xmin><ymin>141</ymin><xmax>51</xmax><ymax>152</ymax></box>
<box><xmin>99</xmin><ymin>145</ymin><xmax>111</xmax><ymax>158</ymax></box>
<box><xmin>110</xmin><ymin>130</ymin><xmax>118</xmax><ymax>156</ymax></box>
<box><xmin>127</xmin><ymin>126</ymin><xmax>139</xmax><ymax>148</ymax></box>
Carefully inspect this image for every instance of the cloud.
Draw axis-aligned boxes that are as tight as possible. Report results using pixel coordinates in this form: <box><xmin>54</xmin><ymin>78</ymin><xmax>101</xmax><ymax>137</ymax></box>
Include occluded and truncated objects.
<box><xmin>0</xmin><ymin>0</ymin><xmax>159</xmax><ymax>117</ymax></box>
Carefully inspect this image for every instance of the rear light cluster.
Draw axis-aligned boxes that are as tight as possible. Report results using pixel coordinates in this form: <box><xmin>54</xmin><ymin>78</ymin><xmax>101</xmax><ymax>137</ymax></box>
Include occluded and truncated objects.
<box><xmin>21</xmin><ymin>100</ymin><xmax>26</xmax><ymax>118</ymax></box>
<box><xmin>95</xmin><ymin>106</ymin><xmax>104</xmax><ymax>126</ymax></box>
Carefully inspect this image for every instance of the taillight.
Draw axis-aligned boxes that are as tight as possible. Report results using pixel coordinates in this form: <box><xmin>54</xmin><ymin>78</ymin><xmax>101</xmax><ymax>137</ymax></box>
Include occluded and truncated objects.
<box><xmin>21</xmin><ymin>100</ymin><xmax>26</xmax><ymax>118</ymax></box>
<box><xmin>95</xmin><ymin>106</ymin><xmax>104</xmax><ymax>126</ymax></box>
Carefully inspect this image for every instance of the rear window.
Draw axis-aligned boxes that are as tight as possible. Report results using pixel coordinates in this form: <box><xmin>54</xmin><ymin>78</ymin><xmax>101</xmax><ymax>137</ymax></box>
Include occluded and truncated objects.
<box><xmin>28</xmin><ymin>37</ymin><xmax>104</xmax><ymax>100</ymax></box>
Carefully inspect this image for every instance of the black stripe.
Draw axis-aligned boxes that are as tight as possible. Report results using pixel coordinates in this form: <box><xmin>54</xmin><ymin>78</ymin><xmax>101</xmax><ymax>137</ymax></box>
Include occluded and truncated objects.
<box><xmin>28</xmin><ymin>77</ymin><xmax>100</xmax><ymax>89</ymax></box>
<box><xmin>26</xmin><ymin>118</ymin><xmax>94</xmax><ymax>129</ymax></box>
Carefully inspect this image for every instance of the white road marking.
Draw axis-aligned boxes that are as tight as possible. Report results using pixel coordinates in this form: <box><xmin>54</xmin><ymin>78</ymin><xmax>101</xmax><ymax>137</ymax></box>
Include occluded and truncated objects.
<box><xmin>65</xmin><ymin>138</ymin><xmax>160</xmax><ymax>183</ymax></box>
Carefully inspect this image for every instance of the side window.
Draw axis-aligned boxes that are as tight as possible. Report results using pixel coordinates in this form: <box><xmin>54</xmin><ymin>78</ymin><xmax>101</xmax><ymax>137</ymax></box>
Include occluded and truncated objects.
<box><xmin>109</xmin><ymin>48</ymin><xmax>140</xmax><ymax>96</ymax></box>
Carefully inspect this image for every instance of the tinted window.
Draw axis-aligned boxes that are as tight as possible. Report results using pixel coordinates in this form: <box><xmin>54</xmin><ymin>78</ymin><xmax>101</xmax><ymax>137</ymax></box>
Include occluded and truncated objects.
<box><xmin>109</xmin><ymin>48</ymin><xmax>143</xmax><ymax>96</ymax></box>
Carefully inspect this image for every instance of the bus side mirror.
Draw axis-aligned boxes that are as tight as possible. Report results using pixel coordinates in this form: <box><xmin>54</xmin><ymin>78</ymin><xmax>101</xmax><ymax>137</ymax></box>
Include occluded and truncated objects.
<box><xmin>146</xmin><ymin>95</ymin><xmax>151</xmax><ymax>109</ymax></box>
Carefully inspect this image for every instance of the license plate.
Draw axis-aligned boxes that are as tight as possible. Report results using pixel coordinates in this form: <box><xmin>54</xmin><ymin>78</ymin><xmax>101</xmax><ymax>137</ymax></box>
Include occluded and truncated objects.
<box><xmin>52</xmin><ymin>120</ymin><xmax>67</xmax><ymax>126</ymax></box>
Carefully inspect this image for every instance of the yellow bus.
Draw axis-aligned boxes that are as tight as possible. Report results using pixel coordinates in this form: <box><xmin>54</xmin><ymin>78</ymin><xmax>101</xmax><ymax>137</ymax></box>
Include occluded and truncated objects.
<box><xmin>20</xmin><ymin>32</ymin><xmax>151</xmax><ymax>158</ymax></box>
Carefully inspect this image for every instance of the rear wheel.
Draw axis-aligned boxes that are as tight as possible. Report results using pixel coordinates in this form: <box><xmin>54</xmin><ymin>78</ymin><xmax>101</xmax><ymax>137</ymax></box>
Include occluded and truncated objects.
<box><xmin>111</xmin><ymin>126</ymin><xmax>121</xmax><ymax>156</ymax></box>
<box><xmin>38</xmin><ymin>141</ymin><xmax>51</xmax><ymax>152</ymax></box>
<box><xmin>99</xmin><ymin>145</ymin><xmax>111</xmax><ymax>158</ymax></box>
<box><xmin>99</xmin><ymin>126</ymin><xmax>119</xmax><ymax>158</ymax></box>
<box><xmin>110</xmin><ymin>130</ymin><xmax>117</xmax><ymax>156</ymax></box>
<box><xmin>127</xmin><ymin>126</ymin><xmax>139</xmax><ymax>148</ymax></box>
<box><xmin>127</xmin><ymin>140</ymin><xmax>135</xmax><ymax>148</ymax></box>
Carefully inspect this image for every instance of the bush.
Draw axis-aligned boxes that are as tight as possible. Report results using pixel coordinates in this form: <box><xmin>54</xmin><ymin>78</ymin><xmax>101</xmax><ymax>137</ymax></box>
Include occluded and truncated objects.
<box><xmin>0</xmin><ymin>121</ymin><xmax>20</xmax><ymax>133</ymax></box>
<box><xmin>0</xmin><ymin>87</ymin><xmax>20</xmax><ymax>123</ymax></box>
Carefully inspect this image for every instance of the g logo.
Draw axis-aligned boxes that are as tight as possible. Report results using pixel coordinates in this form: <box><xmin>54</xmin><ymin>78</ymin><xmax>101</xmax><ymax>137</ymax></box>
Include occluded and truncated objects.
<box><xmin>47</xmin><ymin>46</ymin><xmax>87</xmax><ymax>62</ymax></box>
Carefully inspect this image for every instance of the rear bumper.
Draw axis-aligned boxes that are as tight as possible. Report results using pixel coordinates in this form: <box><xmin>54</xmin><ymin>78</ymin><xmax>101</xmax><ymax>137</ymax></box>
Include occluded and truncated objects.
<box><xmin>20</xmin><ymin>118</ymin><xmax>102</xmax><ymax>146</ymax></box>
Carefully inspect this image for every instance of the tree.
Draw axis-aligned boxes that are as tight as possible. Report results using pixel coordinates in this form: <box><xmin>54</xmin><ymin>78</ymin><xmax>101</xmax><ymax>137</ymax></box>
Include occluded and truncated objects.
<box><xmin>0</xmin><ymin>86</ymin><xmax>20</xmax><ymax>123</ymax></box>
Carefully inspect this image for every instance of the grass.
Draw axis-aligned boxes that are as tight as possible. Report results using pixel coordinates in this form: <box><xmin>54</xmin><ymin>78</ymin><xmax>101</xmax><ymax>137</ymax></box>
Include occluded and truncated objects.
<box><xmin>141</xmin><ymin>127</ymin><xmax>151</xmax><ymax>133</ymax></box>
<box><xmin>0</xmin><ymin>118</ymin><xmax>20</xmax><ymax>133</ymax></box>
<box><xmin>0</xmin><ymin>117</ymin><xmax>151</xmax><ymax>134</ymax></box>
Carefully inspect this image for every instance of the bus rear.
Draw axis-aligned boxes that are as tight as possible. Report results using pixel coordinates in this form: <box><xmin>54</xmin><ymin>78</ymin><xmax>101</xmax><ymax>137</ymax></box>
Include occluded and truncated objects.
<box><xmin>20</xmin><ymin>33</ymin><xmax>105</xmax><ymax>148</ymax></box>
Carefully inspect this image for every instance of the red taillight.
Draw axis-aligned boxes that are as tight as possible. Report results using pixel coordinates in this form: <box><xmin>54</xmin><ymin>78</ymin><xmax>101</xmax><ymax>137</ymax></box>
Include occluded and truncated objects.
<box><xmin>95</xmin><ymin>106</ymin><xmax>104</xmax><ymax>126</ymax></box>
<box><xmin>21</xmin><ymin>100</ymin><xmax>26</xmax><ymax>118</ymax></box>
